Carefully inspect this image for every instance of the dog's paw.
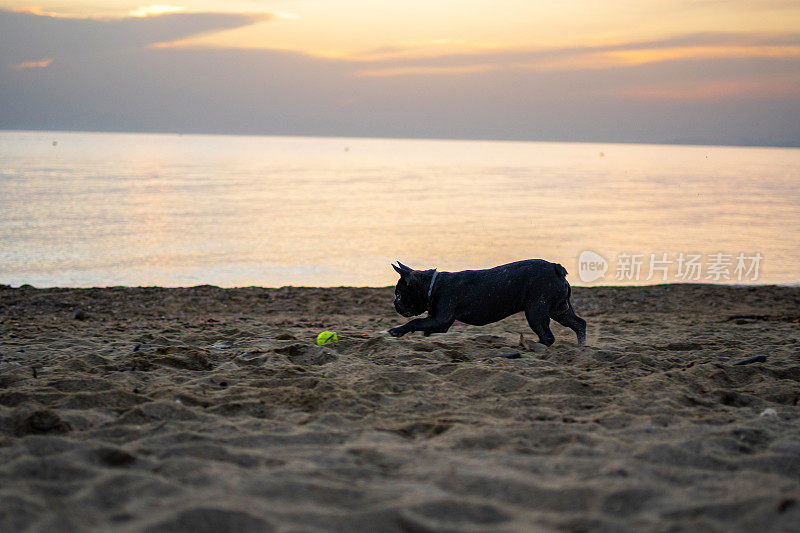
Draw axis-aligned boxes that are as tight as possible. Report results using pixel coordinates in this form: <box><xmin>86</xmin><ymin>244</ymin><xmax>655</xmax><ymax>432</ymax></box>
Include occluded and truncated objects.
<box><xmin>388</xmin><ymin>327</ymin><xmax>406</xmax><ymax>337</ymax></box>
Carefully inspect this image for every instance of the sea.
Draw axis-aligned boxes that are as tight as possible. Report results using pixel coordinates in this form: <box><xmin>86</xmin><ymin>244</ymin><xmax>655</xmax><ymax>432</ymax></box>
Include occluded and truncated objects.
<box><xmin>1</xmin><ymin>130</ymin><xmax>798</xmax><ymax>287</ymax></box>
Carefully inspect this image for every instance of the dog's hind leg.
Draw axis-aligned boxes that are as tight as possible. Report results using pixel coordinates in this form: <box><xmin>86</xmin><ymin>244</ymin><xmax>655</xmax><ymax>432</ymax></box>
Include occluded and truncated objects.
<box><xmin>552</xmin><ymin>305</ymin><xmax>587</xmax><ymax>346</ymax></box>
<box><xmin>524</xmin><ymin>302</ymin><xmax>555</xmax><ymax>347</ymax></box>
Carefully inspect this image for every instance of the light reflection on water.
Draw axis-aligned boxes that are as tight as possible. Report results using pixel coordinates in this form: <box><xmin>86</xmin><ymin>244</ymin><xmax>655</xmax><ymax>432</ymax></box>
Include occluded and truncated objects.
<box><xmin>1</xmin><ymin>130</ymin><xmax>798</xmax><ymax>287</ymax></box>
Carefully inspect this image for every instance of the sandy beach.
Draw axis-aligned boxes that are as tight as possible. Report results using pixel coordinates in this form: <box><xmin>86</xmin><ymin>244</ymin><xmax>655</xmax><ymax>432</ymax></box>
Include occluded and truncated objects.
<box><xmin>1</xmin><ymin>283</ymin><xmax>798</xmax><ymax>532</ymax></box>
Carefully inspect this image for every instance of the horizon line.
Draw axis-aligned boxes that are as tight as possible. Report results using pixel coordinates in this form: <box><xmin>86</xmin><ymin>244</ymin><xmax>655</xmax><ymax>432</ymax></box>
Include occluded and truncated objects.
<box><xmin>2</xmin><ymin>127</ymin><xmax>798</xmax><ymax>150</ymax></box>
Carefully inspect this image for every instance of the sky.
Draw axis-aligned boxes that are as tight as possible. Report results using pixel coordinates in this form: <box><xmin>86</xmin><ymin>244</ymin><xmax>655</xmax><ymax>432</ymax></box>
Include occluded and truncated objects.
<box><xmin>1</xmin><ymin>1</ymin><xmax>799</xmax><ymax>146</ymax></box>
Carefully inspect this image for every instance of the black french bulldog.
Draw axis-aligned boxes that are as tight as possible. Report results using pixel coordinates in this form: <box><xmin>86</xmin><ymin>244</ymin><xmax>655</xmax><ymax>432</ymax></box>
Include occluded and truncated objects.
<box><xmin>389</xmin><ymin>259</ymin><xmax>586</xmax><ymax>346</ymax></box>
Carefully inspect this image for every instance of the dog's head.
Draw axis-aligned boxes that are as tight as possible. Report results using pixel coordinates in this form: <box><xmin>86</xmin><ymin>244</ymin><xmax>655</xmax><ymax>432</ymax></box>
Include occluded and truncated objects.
<box><xmin>392</xmin><ymin>261</ymin><xmax>429</xmax><ymax>317</ymax></box>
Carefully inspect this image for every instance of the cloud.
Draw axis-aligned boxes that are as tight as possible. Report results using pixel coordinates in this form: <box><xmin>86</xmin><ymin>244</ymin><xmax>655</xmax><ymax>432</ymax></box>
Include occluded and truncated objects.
<box><xmin>1</xmin><ymin>10</ymin><xmax>798</xmax><ymax>146</ymax></box>
<box><xmin>613</xmin><ymin>76</ymin><xmax>800</xmax><ymax>100</ymax></box>
<box><xmin>349</xmin><ymin>32</ymin><xmax>800</xmax><ymax>76</ymax></box>
<box><xmin>0</xmin><ymin>9</ymin><xmax>268</xmax><ymax>66</ymax></box>
<box><xmin>11</xmin><ymin>58</ymin><xmax>54</xmax><ymax>69</ymax></box>
<box><xmin>129</xmin><ymin>5</ymin><xmax>187</xmax><ymax>18</ymax></box>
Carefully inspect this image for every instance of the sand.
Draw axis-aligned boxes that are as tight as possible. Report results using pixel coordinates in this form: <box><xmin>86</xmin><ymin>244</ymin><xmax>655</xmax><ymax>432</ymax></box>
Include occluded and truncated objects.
<box><xmin>1</xmin><ymin>283</ymin><xmax>799</xmax><ymax>532</ymax></box>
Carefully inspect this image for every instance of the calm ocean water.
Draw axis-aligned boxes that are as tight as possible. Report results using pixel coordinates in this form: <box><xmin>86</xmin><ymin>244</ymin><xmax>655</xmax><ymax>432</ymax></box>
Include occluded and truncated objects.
<box><xmin>1</xmin><ymin>130</ymin><xmax>798</xmax><ymax>287</ymax></box>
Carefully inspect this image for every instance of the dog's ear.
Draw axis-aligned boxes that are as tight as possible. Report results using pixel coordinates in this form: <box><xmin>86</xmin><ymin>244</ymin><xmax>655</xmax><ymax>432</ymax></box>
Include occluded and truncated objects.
<box><xmin>392</xmin><ymin>261</ymin><xmax>412</xmax><ymax>277</ymax></box>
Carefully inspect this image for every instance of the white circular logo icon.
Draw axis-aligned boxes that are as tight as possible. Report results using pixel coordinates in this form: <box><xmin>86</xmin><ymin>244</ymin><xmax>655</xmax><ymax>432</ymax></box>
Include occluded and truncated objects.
<box><xmin>578</xmin><ymin>250</ymin><xmax>608</xmax><ymax>283</ymax></box>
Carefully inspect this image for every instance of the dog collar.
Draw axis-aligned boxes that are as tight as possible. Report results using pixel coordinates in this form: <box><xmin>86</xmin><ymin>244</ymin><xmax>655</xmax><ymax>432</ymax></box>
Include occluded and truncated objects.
<box><xmin>426</xmin><ymin>270</ymin><xmax>438</xmax><ymax>311</ymax></box>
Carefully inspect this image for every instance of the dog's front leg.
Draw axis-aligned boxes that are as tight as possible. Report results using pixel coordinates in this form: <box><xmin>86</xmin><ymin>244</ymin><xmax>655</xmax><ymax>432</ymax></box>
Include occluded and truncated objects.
<box><xmin>389</xmin><ymin>316</ymin><xmax>454</xmax><ymax>337</ymax></box>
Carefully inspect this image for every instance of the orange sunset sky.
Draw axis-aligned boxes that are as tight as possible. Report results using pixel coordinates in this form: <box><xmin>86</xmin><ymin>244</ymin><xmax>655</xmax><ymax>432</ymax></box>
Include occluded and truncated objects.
<box><xmin>2</xmin><ymin>1</ymin><xmax>799</xmax><ymax>145</ymax></box>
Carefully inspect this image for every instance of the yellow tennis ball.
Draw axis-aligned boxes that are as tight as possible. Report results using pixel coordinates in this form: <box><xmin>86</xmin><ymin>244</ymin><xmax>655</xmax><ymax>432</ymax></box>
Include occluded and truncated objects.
<box><xmin>316</xmin><ymin>331</ymin><xmax>338</xmax><ymax>345</ymax></box>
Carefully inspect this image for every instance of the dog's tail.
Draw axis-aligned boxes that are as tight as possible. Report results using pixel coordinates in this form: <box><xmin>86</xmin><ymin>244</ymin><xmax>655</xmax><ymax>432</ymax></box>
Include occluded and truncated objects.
<box><xmin>553</xmin><ymin>263</ymin><xmax>568</xmax><ymax>278</ymax></box>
